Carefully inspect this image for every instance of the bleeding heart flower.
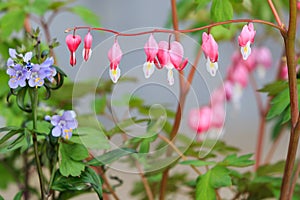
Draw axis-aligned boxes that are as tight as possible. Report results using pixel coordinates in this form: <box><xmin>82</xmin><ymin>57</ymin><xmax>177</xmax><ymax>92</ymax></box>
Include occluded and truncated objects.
<box><xmin>108</xmin><ymin>40</ymin><xmax>122</xmax><ymax>83</ymax></box>
<box><xmin>157</xmin><ymin>40</ymin><xmax>188</xmax><ymax>85</ymax></box>
<box><xmin>238</xmin><ymin>23</ymin><xmax>256</xmax><ymax>60</ymax></box>
<box><xmin>143</xmin><ymin>34</ymin><xmax>158</xmax><ymax>78</ymax></box>
<box><xmin>82</xmin><ymin>32</ymin><xmax>93</xmax><ymax>62</ymax></box>
<box><xmin>66</xmin><ymin>34</ymin><xmax>82</xmax><ymax>66</ymax></box>
<box><xmin>254</xmin><ymin>47</ymin><xmax>272</xmax><ymax>78</ymax></box>
<box><xmin>188</xmin><ymin>106</ymin><xmax>212</xmax><ymax>134</ymax></box>
<box><xmin>201</xmin><ymin>32</ymin><xmax>219</xmax><ymax>77</ymax></box>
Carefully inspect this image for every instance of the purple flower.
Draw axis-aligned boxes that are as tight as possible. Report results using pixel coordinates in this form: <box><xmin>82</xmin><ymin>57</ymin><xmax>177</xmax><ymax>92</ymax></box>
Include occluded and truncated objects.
<box><xmin>28</xmin><ymin>64</ymin><xmax>47</xmax><ymax>87</ymax></box>
<box><xmin>48</xmin><ymin>110</ymin><xmax>78</xmax><ymax>140</ymax></box>
<box><xmin>40</xmin><ymin>57</ymin><xmax>57</xmax><ymax>82</ymax></box>
<box><xmin>6</xmin><ymin>64</ymin><xmax>30</xmax><ymax>89</ymax></box>
<box><xmin>7</xmin><ymin>48</ymin><xmax>33</xmax><ymax>68</ymax></box>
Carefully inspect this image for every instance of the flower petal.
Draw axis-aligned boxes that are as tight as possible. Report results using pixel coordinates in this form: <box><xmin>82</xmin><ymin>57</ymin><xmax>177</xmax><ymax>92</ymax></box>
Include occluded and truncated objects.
<box><xmin>9</xmin><ymin>48</ymin><xmax>17</xmax><ymax>58</ymax></box>
<box><xmin>24</xmin><ymin>52</ymin><xmax>32</xmax><ymax>63</ymax></box>
<box><xmin>52</xmin><ymin>126</ymin><xmax>62</xmax><ymax>137</ymax></box>
<box><xmin>109</xmin><ymin>67</ymin><xmax>121</xmax><ymax>83</ymax></box>
<box><xmin>157</xmin><ymin>41</ymin><xmax>169</xmax><ymax>67</ymax></box>
<box><xmin>206</xmin><ymin>59</ymin><xmax>218</xmax><ymax>77</ymax></box>
<box><xmin>143</xmin><ymin>61</ymin><xmax>155</xmax><ymax>79</ymax></box>
<box><xmin>240</xmin><ymin>42</ymin><xmax>251</xmax><ymax>60</ymax></box>
<box><xmin>167</xmin><ymin>69</ymin><xmax>174</xmax><ymax>85</ymax></box>
<box><xmin>108</xmin><ymin>40</ymin><xmax>122</xmax><ymax>69</ymax></box>
<box><xmin>144</xmin><ymin>34</ymin><xmax>158</xmax><ymax>62</ymax></box>
<box><xmin>169</xmin><ymin>41</ymin><xmax>184</xmax><ymax>68</ymax></box>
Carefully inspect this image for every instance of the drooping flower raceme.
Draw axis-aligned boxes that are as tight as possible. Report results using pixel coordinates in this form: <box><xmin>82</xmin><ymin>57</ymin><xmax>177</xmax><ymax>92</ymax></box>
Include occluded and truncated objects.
<box><xmin>47</xmin><ymin>110</ymin><xmax>78</xmax><ymax>140</ymax></box>
<box><xmin>143</xmin><ymin>34</ymin><xmax>158</xmax><ymax>78</ymax></box>
<box><xmin>6</xmin><ymin>49</ymin><xmax>57</xmax><ymax>89</ymax></box>
<box><xmin>83</xmin><ymin>32</ymin><xmax>93</xmax><ymax>62</ymax></box>
<box><xmin>238</xmin><ymin>23</ymin><xmax>256</xmax><ymax>60</ymax></box>
<box><xmin>201</xmin><ymin>32</ymin><xmax>219</xmax><ymax>77</ymax></box>
<box><xmin>108</xmin><ymin>40</ymin><xmax>123</xmax><ymax>83</ymax></box>
<box><xmin>66</xmin><ymin>34</ymin><xmax>82</xmax><ymax>66</ymax></box>
<box><xmin>156</xmin><ymin>40</ymin><xmax>188</xmax><ymax>85</ymax></box>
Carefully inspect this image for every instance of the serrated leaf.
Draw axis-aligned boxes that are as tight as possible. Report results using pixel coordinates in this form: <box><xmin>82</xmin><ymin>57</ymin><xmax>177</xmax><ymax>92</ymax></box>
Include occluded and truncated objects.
<box><xmin>210</xmin><ymin>166</ymin><xmax>232</xmax><ymax>188</ymax></box>
<box><xmin>180</xmin><ymin>160</ymin><xmax>216</xmax><ymax>166</ymax></box>
<box><xmin>266</xmin><ymin>89</ymin><xmax>290</xmax><ymax>120</ymax></box>
<box><xmin>59</xmin><ymin>143</ymin><xmax>88</xmax><ymax>177</ymax></box>
<box><xmin>211</xmin><ymin>0</ymin><xmax>233</xmax><ymax>28</ymax></box>
<box><xmin>70</xmin><ymin>6</ymin><xmax>100</xmax><ymax>27</ymax></box>
<box><xmin>51</xmin><ymin>167</ymin><xmax>102</xmax><ymax>198</ymax></box>
<box><xmin>196</xmin><ymin>172</ymin><xmax>216</xmax><ymax>200</ymax></box>
<box><xmin>87</xmin><ymin>148</ymin><xmax>136</xmax><ymax>166</ymax></box>
<box><xmin>71</xmin><ymin>127</ymin><xmax>110</xmax><ymax>150</ymax></box>
<box><xmin>220</xmin><ymin>153</ymin><xmax>254</xmax><ymax>167</ymax></box>
<box><xmin>259</xmin><ymin>81</ymin><xmax>288</xmax><ymax>96</ymax></box>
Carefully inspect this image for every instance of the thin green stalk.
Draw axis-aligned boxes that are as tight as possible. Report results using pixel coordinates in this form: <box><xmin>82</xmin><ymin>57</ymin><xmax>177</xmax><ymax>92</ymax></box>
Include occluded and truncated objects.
<box><xmin>46</xmin><ymin>144</ymin><xmax>58</xmax><ymax>199</ymax></box>
<box><xmin>30</xmin><ymin>88</ymin><xmax>46</xmax><ymax>200</ymax></box>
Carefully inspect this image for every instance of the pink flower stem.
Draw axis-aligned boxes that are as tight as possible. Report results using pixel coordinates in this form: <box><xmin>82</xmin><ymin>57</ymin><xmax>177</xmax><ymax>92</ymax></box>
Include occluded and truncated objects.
<box><xmin>249</xmin><ymin>74</ymin><xmax>267</xmax><ymax>171</ymax></box>
<box><xmin>267</xmin><ymin>0</ymin><xmax>284</xmax><ymax>28</ymax></box>
<box><xmin>65</xmin><ymin>19</ymin><xmax>284</xmax><ymax>37</ymax></box>
<box><xmin>280</xmin><ymin>0</ymin><xmax>299</xmax><ymax>199</ymax></box>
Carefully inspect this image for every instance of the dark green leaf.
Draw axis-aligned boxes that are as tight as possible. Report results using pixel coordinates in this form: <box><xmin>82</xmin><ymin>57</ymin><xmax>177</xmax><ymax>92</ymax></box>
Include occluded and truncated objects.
<box><xmin>0</xmin><ymin>195</ymin><xmax>4</xmax><ymax>200</ymax></box>
<box><xmin>256</xmin><ymin>161</ymin><xmax>285</xmax><ymax>176</ymax></box>
<box><xmin>59</xmin><ymin>143</ymin><xmax>88</xmax><ymax>176</ymax></box>
<box><xmin>70</xmin><ymin>6</ymin><xmax>100</xmax><ymax>27</ymax></box>
<box><xmin>211</xmin><ymin>0</ymin><xmax>233</xmax><ymax>28</ymax></box>
<box><xmin>180</xmin><ymin>160</ymin><xmax>216</xmax><ymax>166</ymax></box>
<box><xmin>210</xmin><ymin>166</ymin><xmax>232</xmax><ymax>188</ymax></box>
<box><xmin>52</xmin><ymin>167</ymin><xmax>102</xmax><ymax>198</ymax></box>
<box><xmin>13</xmin><ymin>191</ymin><xmax>23</xmax><ymax>200</ymax></box>
<box><xmin>139</xmin><ymin>139</ymin><xmax>150</xmax><ymax>153</ymax></box>
<box><xmin>87</xmin><ymin>148</ymin><xmax>136</xmax><ymax>166</ymax></box>
<box><xmin>259</xmin><ymin>81</ymin><xmax>288</xmax><ymax>96</ymax></box>
<box><xmin>266</xmin><ymin>88</ymin><xmax>289</xmax><ymax>120</ymax></box>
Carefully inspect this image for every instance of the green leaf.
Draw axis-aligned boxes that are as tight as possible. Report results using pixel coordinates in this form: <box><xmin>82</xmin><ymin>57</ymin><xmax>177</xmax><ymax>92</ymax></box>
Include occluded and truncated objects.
<box><xmin>48</xmin><ymin>1</ymin><xmax>68</xmax><ymax>10</ymax></box>
<box><xmin>70</xmin><ymin>6</ymin><xmax>100</xmax><ymax>27</ymax></box>
<box><xmin>0</xmin><ymin>163</ymin><xmax>14</xmax><ymax>189</ymax></box>
<box><xmin>211</xmin><ymin>0</ymin><xmax>233</xmax><ymax>28</ymax></box>
<box><xmin>180</xmin><ymin>160</ymin><xmax>216</xmax><ymax>166</ymax></box>
<box><xmin>266</xmin><ymin>88</ymin><xmax>290</xmax><ymax>120</ymax></box>
<box><xmin>25</xmin><ymin>120</ymin><xmax>51</xmax><ymax>135</ymax></box>
<box><xmin>71</xmin><ymin>127</ymin><xmax>110</xmax><ymax>150</ymax></box>
<box><xmin>13</xmin><ymin>191</ymin><xmax>23</xmax><ymax>200</ymax></box>
<box><xmin>210</xmin><ymin>166</ymin><xmax>232</xmax><ymax>188</ymax></box>
<box><xmin>195</xmin><ymin>0</ymin><xmax>211</xmax><ymax>10</ymax></box>
<box><xmin>220</xmin><ymin>153</ymin><xmax>254</xmax><ymax>167</ymax></box>
<box><xmin>196</xmin><ymin>173</ymin><xmax>216</xmax><ymax>200</ymax></box>
<box><xmin>52</xmin><ymin>167</ymin><xmax>102</xmax><ymax>198</ymax></box>
<box><xmin>139</xmin><ymin>139</ymin><xmax>150</xmax><ymax>153</ymax></box>
<box><xmin>256</xmin><ymin>161</ymin><xmax>285</xmax><ymax>176</ymax></box>
<box><xmin>0</xmin><ymin>69</ymin><xmax>9</xmax><ymax>97</ymax></box>
<box><xmin>59</xmin><ymin>143</ymin><xmax>89</xmax><ymax>177</ymax></box>
<box><xmin>0</xmin><ymin>128</ymin><xmax>24</xmax><ymax>145</ymax></box>
<box><xmin>94</xmin><ymin>95</ymin><xmax>106</xmax><ymax>114</ymax></box>
<box><xmin>87</xmin><ymin>148</ymin><xmax>136</xmax><ymax>166</ymax></box>
<box><xmin>259</xmin><ymin>81</ymin><xmax>288</xmax><ymax>96</ymax></box>
<box><xmin>0</xmin><ymin>195</ymin><xmax>4</xmax><ymax>200</ymax></box>
<box><xmin>28</xmin><ymin>0</ymin><xmax>51</xmax><ymax>16</ymax></box>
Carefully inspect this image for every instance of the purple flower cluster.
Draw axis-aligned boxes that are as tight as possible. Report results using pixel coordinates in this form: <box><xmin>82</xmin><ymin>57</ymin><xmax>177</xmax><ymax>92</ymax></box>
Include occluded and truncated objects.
<box><xmin>46</xmin><ymin>110</ymin><xmax>78</xmax><ymax>140</ymax></box>
<box><xmin>6</xmin><ymin>48</ymin><xmax>57</xmax><ymax>89</ymax></box>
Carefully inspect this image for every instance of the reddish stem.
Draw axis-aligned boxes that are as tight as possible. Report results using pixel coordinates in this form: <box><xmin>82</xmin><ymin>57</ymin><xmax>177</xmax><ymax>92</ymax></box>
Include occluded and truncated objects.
<box><xmin>65</xmin><ymin>19</ymin><xmax>284</xmax><ymax>36</ymax></box>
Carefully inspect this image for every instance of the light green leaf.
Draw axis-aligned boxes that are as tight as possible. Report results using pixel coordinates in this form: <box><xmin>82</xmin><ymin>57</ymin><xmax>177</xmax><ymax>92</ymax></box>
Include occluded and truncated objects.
<box><xmin>0</xmin><ymin>9</ymin><xmax>26</xmax><ymax>39</ymax></box>
<box><xmin>94</xmin><ymin>95</ymin><xmax>106</xmax><ymax>114</ymax></box>
<box><xmin>196</xmin><ymin>173</ymin><xmax>216</xmax><ymax>200</ymax></box>
<box><xmin>71</xmin><ymin>127</ymin><xmax>110</xmax><ymax>150</ymax></box>
<box><xmin>180</xmin><ymin>160</ymin><xmax>216</xmax><ymax>166</ymax></box>
<box><xmin>211</xmin><ymin>0</ymin><xmax>233</xmax><ymax>28</ymax></box>
<box><xmin>70</xmin><ymin>6</ymin><xmax>100</xmax><ymax>27</ymax></box>
<box><xmin>25</xmin><ymin>120</ymin><xmax>51</xmax><ymax>135</ymax></box>
<box><xmin>220</xmin><ymin>153</ymin><xmax>254</xmax><ymax>167</ymax></box>
<box><xmin>28</xmin><ymin>0</ymin><xmax>51</xmax><ymax>16</ymax></box>
<box><xmin>87</xmin><ymin>148</ymin><xmax>136</xmax><ymax>166</ymax></box>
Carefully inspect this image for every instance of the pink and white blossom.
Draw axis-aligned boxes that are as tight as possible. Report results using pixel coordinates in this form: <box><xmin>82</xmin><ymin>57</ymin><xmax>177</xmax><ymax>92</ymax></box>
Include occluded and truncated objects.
<box><xmin>108</xmin><ymin>40</ymin><xmax>122</xmax><ymax>83</ymax></box>
<box><xmin>201</xmin><ymin>32</ymin><xmax>219</xmax><ymax>76</ymax></box>
<box><xmin>143</xmin><ymin>34</ymin><xmax>158</xmax><ymax>78</ymax></box>
<box><xmin>238</xmin><ymin>23</ymin><xmax>256</xmax><ymax>60</ymax></box>
<box><xmin>66</xmin><ymin>34</ymin><xmax>82</xmax><ymax>66</ymax></box>
<box><xmin>83</xmin><ymin>32</ymin><xmax>93</xmax><ymax>62</ymax></box>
